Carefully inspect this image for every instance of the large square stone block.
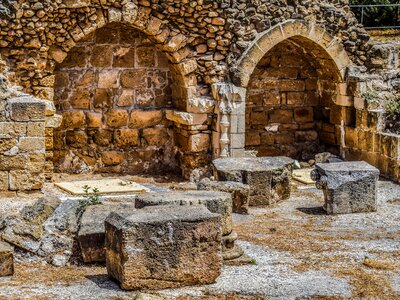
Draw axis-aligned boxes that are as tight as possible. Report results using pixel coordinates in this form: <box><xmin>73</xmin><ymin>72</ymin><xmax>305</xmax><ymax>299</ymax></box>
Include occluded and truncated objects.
<box><xmin>312</xmin><ymin>161</ymin><xmax>379</xmax><ymax>214</ymax></box>
<box><xmin>213</xmin><ymin>157</ymin><xmax>294</xmax><ymax>206</ymax></box>
<box><xmin>105</xmin><ymin>205</ymin><xmax>222</xmax><ymax>290</ymax></box>
<box><xmin>197</xmin><ymin>178</ymin><xmax>250</xmax><ymax>214</ymax></box>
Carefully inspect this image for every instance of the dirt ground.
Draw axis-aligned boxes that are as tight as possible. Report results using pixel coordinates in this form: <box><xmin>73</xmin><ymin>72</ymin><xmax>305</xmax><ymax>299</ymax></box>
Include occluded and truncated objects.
<box><xmin>0</xmin><ymin>176</ymin><xmax>400</xmax><ymax>300</ymax></box>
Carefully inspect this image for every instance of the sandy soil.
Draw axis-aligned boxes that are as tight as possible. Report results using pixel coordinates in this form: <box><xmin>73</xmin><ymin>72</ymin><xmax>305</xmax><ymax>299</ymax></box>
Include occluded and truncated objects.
<box><xmin>0</xmin><ymin>177</ymin><xmax>399</xmax><ymax>300</ymax></box>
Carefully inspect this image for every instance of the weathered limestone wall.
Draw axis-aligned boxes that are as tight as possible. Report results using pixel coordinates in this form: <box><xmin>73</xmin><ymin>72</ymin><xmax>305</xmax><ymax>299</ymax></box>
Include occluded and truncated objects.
<box><xmin>53</xmin><ymin>23</ymin><xmax>177</xmax><ymax>174</ymax></box>
<box><xmin>0</xmin><ymin>0</ymin><xmax>398</xmax><ymax>188</ymax></box>
<box><xmin>0</xmin><ymin>55</ymin><xmax>58</xmax><ymax>191</ymax></box>
<box><xmin>342</xmin><ymin>42</ymin><xmax>400</xmax><ymax>181</ymax></box>
<box><xmin>245</xmin><ymin>40</ymin><xmax>337</xmax><ymax>160</ymax></box>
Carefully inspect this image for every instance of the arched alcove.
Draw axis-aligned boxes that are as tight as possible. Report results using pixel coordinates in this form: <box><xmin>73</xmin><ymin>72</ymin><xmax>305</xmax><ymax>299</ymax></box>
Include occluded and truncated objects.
<box><xmin>53</xmin><ymin>23</ymin><xmax>181</xmax><ymax>175</ymax></box>
<box><xmin>220</xmin><ymin>20</ymin><xmax>357</xmax><ymax>162</ymax></box>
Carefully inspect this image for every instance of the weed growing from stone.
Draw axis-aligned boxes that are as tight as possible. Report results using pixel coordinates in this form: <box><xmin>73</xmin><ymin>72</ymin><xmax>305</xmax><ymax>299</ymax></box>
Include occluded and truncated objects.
<box><xmin>362</xmin><ymin>88</ymin><xmax>380</xmax><ymax>109</ymax></box>
<box><xmin>79</xmin><ymin>185</ymin><xmax>102</xmax><ymax>208</ymax></box>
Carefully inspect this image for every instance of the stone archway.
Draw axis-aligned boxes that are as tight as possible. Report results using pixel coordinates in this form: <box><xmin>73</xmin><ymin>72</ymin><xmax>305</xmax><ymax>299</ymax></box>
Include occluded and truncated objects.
<box><xmin>53</xmin><ymin>22</ymin><xmax>183</xmax><ymax>174</ymax></box>
<box><xmin>214</xmin><ymin>20</ymin><xmax>356</xmax><ymax>159</ymax></box>
<box><xmin>43</xmin><ymin>4</ymin><xmax>212</xmax><ymax>178</ymax></box>
<box><xmin>233</xmin><ymin>20</ymin><xmax>350</xmax><ymax>88</ymax></box>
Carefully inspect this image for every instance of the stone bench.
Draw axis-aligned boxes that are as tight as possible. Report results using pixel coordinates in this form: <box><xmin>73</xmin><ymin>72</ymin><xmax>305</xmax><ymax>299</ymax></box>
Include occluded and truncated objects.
<box><xmin>78</xmin><ymin>203</ymin><xmax>136</xmax><ymax>263</ymax></box>
<box><xmin>0</xmin><ymin>241</ymin><xmax>13</xmax><ymax>276</ymax></box>
<box><xmin>213</xmin><ymin>157</ymin><xmax>294</xmax><ymax>206</ymax></box>
<box><xmin>311</xmin><ymin>161</ymin><xmax>380</xmax><ymax>214</ymax></box>
<box><xmin>105</xmin><ymin>205</ymin><xmax>222</xmax><ymax>290</ymax></box>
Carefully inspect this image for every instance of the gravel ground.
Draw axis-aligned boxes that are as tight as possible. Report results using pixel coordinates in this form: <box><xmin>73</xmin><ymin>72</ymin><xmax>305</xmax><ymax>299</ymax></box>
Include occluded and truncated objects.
<box><xmin>0</xmin><ymin>178</ymin><xmax>400</xmax><ymax>299</ymax></box>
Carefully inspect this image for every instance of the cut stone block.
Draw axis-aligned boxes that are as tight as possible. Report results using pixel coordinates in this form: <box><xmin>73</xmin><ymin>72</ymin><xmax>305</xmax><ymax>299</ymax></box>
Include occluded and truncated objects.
<box><xmin>312</xmin><ymin>161</ymin><xmax>379</xmax><ymax>214</ymax></box>
<box><xmin>135</xmin><ymin>191</ymin><xmax>232</xmax><ymax>235</ymax></box>
<box><xmin>197</xmin><ymin>178</ymin><xmax>250</xmax><ymax>214</ymax></box>
<box><xmin>213</xmin><ymin>157</ymin><xmax>294</xmax><ymax>206</ymax></box>
<box><xmin>78</xmin><ymin>203</ymin><xmax>136</xmax><ymax>263</ymax></box>
<box><xmin>105</xmin><ymin>205</ymin><xmax>222</xmax><ymax>290</ymax></box>
<box><xmin>0</xmin><ymin>241</ymin><xmax>14</xmax><ymax>276</ymax></box>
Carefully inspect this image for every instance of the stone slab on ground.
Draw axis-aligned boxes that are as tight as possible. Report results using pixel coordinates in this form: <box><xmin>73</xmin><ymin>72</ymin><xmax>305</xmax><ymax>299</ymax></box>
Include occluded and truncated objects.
<box><xmin>213</xmin><ymin>157</ymin><xmax>294</xmax><ymax>206</ymax></box>
<box><xmin>198</xmin><ymin>178</ymin><xmax>250</xmax><ymax>214</ymax></box>
<box><xmin>313</xmin><ymin>161</ymin><xmax>380</xmax><ymax>214</ymax></box>
<box><xmin>293</xmin><ymin>168</ymin><xmax>315</xmax><ymax>184</ymax></box>
<box><xmin>135</xmin><ymin>191</ymin><xmax>233</xmax><ymax>235</ymax></box>
<box><xmin>78</xmin><ymin>203</ymin><xmax>136</xmax><ymax>263</ymax></box>
<box><xmin>105</xmin><ymin>205</ymin><xmax>222</xmax><ymax>290</ymax></box>
<box><xmin>0</xmin><ymin>241</ymin><xmax>13</xmax><ymax>276</ymax></box>
<box><xmin>55</xmin><ymin>179</ymin><xmax>150</xmax><ymax>195</ymax></box>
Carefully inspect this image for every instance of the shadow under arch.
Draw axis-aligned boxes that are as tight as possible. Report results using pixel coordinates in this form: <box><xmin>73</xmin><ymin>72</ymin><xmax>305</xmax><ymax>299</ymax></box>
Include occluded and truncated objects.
<box><xmin>241</xmin><ymin>20</ymin><xmax>357</xmax><ymax>161</ymax></box>
<box><xmin>232</xmin><ymin>20</ymin><xmax>352</xmax><ymax>89</ymax></box>
<box><xmin>48</xmin><ymin>6</ymin><xmax>195</xmax><ymax>108</ymax></box>
<box><xmin>52</xmin><ymin>21</ymin><xmax>186</xmax><ymax>175</ymax></box>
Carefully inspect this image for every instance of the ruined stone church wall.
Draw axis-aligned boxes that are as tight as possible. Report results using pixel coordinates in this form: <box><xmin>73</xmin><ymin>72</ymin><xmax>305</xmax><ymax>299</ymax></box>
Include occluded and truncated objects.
<box><xmin>245</xmin><ymin>39</ymin><xmax>340</xmax><ymax>160</ymax></box>
<box><xmin>0</xmin><ymin>0</ymin><xmax>398</xmax><ymax>189</ymax></box>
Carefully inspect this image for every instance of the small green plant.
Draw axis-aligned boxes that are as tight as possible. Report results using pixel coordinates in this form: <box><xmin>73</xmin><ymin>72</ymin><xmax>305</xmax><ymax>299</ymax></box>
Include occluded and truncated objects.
<box><xmin>249</xmin><ymin>258</ymin><xmax>258</xmax><ymax>265</ymax></box>
<box><xmin>384</xmin><ymin>94</ymin><xmax>400</xmax><ymax>118</ymax></box>
<box><xmin>361</xmin><ymin>88</ymin><xmax>380</xmax><ymax>109</ymax></box>
<box><xmin>79</xmin><ymin>185</ymin><xmax>102</xmax><ymax>208</ymax></box>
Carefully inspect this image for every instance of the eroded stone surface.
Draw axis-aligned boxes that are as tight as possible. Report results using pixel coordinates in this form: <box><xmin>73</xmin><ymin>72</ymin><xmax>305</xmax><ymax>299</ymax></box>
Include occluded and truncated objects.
<box><xmin>135</xmin><ymin>191</ymin><xmax>232</xmax><ymax>235</ymax></box>
<box><xmin>313</xmin><ymin>161</ymin><xmax>380</xmax><ymax>214</ymax></box>
<box><xmin>78</xmin><ymin>203</ymin><xmax>136</xmax><ymax>263</ymax></box>
<box><xmin>213</xmin><ymin>157</ymin><xmax>294</xmax><ymax>206</ymax></box>
<box><xmin>105</xmin><ymin>205</ymin><xmax>222</xmax><ymax>290</ymax></box>
<box><xmin>198</xmin><ymin>178</ymin><xmax>250</xmax><ymax>214</ymax></box>
<box><xmin>0</xmin><ymin>196</ymin><xmax>86</xmax><ymax>266</ymax></box>
<box><xmin>0</xmin><ymin>196</ymin><xmax>61</xmax><ymax>253</ymax></box>
<box><xmin>0</xmin><ymin>241</ymin><xmax>13</xmax><ymax>276</ymax></box>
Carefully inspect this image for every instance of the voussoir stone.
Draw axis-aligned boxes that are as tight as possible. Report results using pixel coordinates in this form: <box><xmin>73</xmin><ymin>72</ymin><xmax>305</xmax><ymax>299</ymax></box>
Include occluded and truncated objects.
<box><xmin>213</xmin><ymin>157</ymin><xmax>294</xmax><ymax>206</ymax></box>
<box><xmin>78</xmin><ymin>202</ymin><xmax>136</xmax><ymax>263</ymax></box>
<box><xmin>105</xmin><ymin>205</ymin><xmax>222</xmax><ymax>290</ymax></box>
<box><xmin>135</xmin><ymin>191</ymin><xmax>233</xmax><ymax>235</ymax></box>
<box><xmin>312</xmin><ymin>161</ymin><xmax>380</xmax><ymax>215</ymax></box>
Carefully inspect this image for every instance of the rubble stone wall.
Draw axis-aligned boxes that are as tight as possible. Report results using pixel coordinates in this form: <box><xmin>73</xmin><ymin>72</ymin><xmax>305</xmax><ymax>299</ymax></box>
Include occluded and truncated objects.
<box><xmin>53</xmin><ymin>23</ymin><xmax>177</xmax><ymax>174</ymax></box>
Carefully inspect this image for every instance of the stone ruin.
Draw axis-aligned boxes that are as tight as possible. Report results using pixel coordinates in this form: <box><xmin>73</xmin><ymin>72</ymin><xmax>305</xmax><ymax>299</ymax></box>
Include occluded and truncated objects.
<box><xmin>106</xmin><ymin>205</ymin><xmax>222</xmax><ymax>290</ymax></box>
<box><xmin>0</xmin><ymin>0</ymin><xmax>399</xmax><ymax>293</ymax></box>
<box><xmin>0</xmin><ymin>0</ymin><xmax>398</xmax><ymax>191</ymax></box>
<box><xmin>312</xmin><ymin>161</ymin><xmax>380</xmax><ymax>214</ymax></box>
